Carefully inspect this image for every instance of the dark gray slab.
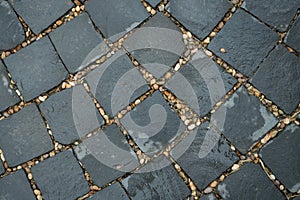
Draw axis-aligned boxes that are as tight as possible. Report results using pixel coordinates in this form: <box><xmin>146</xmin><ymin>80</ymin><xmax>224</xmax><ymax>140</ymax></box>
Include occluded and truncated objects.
<box><xmin>214</xmin><ymin>87</ymin><xmax>277</xmax><ymax>154</ymax></box>
<box><xmin>85</xmin><ymin>51</ymin><xmax>149</xmax><ymax>117</ymax></box>
<box><xmin>243</xmin><ymin>0</ymin><xmax>300</xmax><ymax>32</ymax></box>
<box><xmin>251</xmin><ymin>45</ymin><xmax>300</xmax><ymax>114</ymax></box>
<box><xmin>146</xmin><ymin>0</ymin><xmax>161</xmax><ymax>7</ymax></box>
<box><xmin>0</xmin><ymin>0</ymin><xmax>24</xmax><ymax>50</ymax></box>
<box><xmin>285</xmin><ymin>16</ymin><xmax>300</xmax><ymax>52</ymax></box>
<box><xmin>8</xmin><ymin>0</ymin><xmax>73</xmax><ymax>34</ymax></box>
<box><xmin>0</xmin><ymin>104</ymin><xmax>53</xmax><ymax>166</ymax></box>
<box><xmin>88</xmin><ymin>183</ymin><xmax>129</xmax><ymax>200</ymax></box>
<box><xmin>168</xmin><ymin>0</ymin><xmax>232</xmax><ymax>40</ymax></box>
<box><xmin>31</xmin><ymin>150</ymin><xmax>90</xmax><ymax>200</ymax></box>
<box><xmin>4</xmin><ymin>36</ymin><xmax>69</xmax><ymax>101</ymax></box>
<box><xmin>208</xmin><ymin>9</ymin><xmax>279</xmax><ymax>77</ymax></box>
<box><xmin>216</xmin><ymin>163</ymin><xmax>284</xmax><ymax>199</ymax></box>
<box><xmin>0</xmin><ymin>161</ymin><xmax>4</xmax><ymax>174</ymax></box>
<box><xmin>122</xmin><ymin>161</ymin><xmax>190</xmax><ymax>200</ymax></box>
<box><xmin>260</xmin><ymin>124</ymin><xmax>300</xmax><ymax>193</ymax></box>
<box><xmin>0</xmin><ymin>62</ymin><xmax>20</xmax><ymax>111</ymax></box>
<box><xmin>0</xmin><ymin>170</ymin><xmax>36</xmax><ymax>200</ymax></box>
<box><xmin>121</xmin><ymin>91</ymin><xmax>184</xmax><ymax>155</ymax></box>
<box><xmin>49</xmin><ymin>13</ymin><xmax>104</xmax><ymax>73</ymax></box>
<box><xmin>39</xmin><ymin>85</ymin><xmax>104</xmax><ymax>144</ymax></box>
<box><xmin>85</xmin><ymin>0</ymin><xmax>149</xmax><ymax>38</ymax></box>
<box><xmin>172</xmin><ymin>122</ymin><xmax>239</xmax><ymax>190</ymax></box>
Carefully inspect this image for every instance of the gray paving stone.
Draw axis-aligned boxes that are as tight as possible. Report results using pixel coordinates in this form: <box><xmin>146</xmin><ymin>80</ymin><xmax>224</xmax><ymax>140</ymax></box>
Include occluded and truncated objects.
<box><xmin>39</xmin><ymin>85</ymin><xmax>104</xmax><ymax>144</ymax></box>
<box><xmin>168</xmin><ymin>0</ymin><xmax>232</xmax><ymax>40</ymax></box>
<box><xmin>122</xmin><ymin>161</ymin><xmax>190</xmax><ymax>200</ymax></box>
<box><xmin>243</xmin><ymin>0</ymin><xmax>300</xmax><ymax>32</ymax></box>
<box><xmin>251</xmin><ymin>45</ymin><xmax>300</xmax><ymax>114</ymax></box>
<box><xmin>121</xmin><ymin>91</ymin><xmax>185</xmax><ymax>155</ymax></box>
<box><xmin>85</xmin><ymin>50</ymin><xmax>149</xmax><ymax>117</ymax></box>
<box><xmin>0</xmin><ymin>62</ymin><xmax>20</xmax><ymax>111</ymax></box>
<box><xmin>0</xmin><ymin>170</ymin><xmax>36</xmax><ymax>200</ymax></box>
<box><xmin>214</xmin><ymin>87</ymin><xmax>278</xmax><ymax>154</ymax></box>
<box><xmin>0</xmin><ymin>104</ymin><xmax>53</xmax><ymax>166</ymax></box>
<box><xmin>88</xmin><ymin>183</ymin><xmax>129</xmax><ymax>200</ymax></box>
<box><xmin>8</xmin><ymin>0</ymin><xmax>73</xmax><ymax>34</ymax></box>
<box><xmin>260</xmin><ymin>124</ymin><xmax>300</xmax><ymax>193</ymax></box>
<box><xmin>172</xmin><ymin>122</ymin><xmax>239</xmax><ymax>190</ymax></box>
<box><xmin>4</xmin><ymin>36</ymin><xmax>69</xmax><ymax>101</ymax></box>
<box><xmin>285</xmin><ymin>16</ymin><xmax>300</xmax><ymax>52</ymax></box>
<box><xmin>49</xmin><ymin>13</ymin><xmax>104</xmax><ymax>73</ymax></box>
<box><xmin>216</xmin><ymin>163</ymin><xmax>284</xmax><ymax>199</ymax></box>
<box><xmin>32</xmin><ymin>150</ymin><xmax>90</xmax><ymax>200</ymax></box>
<box><xmin>146</xmin><ymin>0</ymin><xmax>161</xmax><ymax>7</ymax></box>
<box><xmin>74</xmin><ymin>124</ymin><xmax>139</xmax><ymax>186</ymax></box>
<box><xmin>85</xmin><ymin>0</ymin><xmax>149</xmax><ymax>38</ymax></box>
<box><xmin>208</xmin><ymin>9</ymin><xmax>279</xmax><ymax>77</ymax></box>
<box><xmin>0</xmin><ymin>0</ymin><xmax>24</xmax><ymax>50</ymax></box>
<box><xmin>0</xmin><ymin>161</ymin><xmax>4</xmax><ymax>174</ymax></box>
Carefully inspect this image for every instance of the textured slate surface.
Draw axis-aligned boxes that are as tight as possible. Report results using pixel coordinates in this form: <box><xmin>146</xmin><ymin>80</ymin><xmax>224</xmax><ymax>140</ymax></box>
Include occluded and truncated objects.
<box><xmin>4</xmin><ymin>36</ymin><xmax>69</xmax><ymax>101</ymax></box>
<box><xmin>0</xmin><ymin>170</ymin><xmax>36</xmax><ymax>200</ymax></box>
<box><xmin>251</xmin><ymin>45</ymin><xmax>300</xmax><ymax>114</ymax></box>
<box><xmin>88</xmin><ymin>183</ymin><xmax>129</xmax><ymax>200</ymax></box>
<box><xmin>0</xmin><ymin>104</ymin><xmax>53</xmax><ymax>166</ymax></box>
<box><xmin>243</xmin><ymin>0</ymin><xmax>300</xmax><ymax>32</ymax></box>
<box><xmin>285</xmin><ymin>16</ymin><xmax>300</xmax><ymax>52</ymax></box>
<box><xmin>208</xmin><ymin>9</ymin><xmax>279</xmax><ymax>77</ymax></box>
<box><xmin>0</xmin><ymin>0</ymin><xmax>24</xmax><ymax>50</ymax></box>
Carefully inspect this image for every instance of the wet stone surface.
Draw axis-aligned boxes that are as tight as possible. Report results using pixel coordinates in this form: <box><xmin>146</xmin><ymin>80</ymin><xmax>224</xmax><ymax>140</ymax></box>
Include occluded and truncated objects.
<box><xmin>0</xmin><ymin>62</ymin><xmax>20</xmax><ymax>111</ymax></box>
<box><xmin>88</xmin><ymin>183</ymin><xmax>129</xmax><ymax>200</ymax></box>
<box><xmin>243</xmin><ymin>0</ymin><xmax>300</xmax><ymax>32</ymax></box>
<box><xmin>172</xmin><ymin>122</ymin><xmax>239</xmax><ymax>190</ymax></box>
<box><xmin>260</xmin><ymin>124</ymin><xmax>300</xmax><ymax>193</ymax></box>
<box><xmin>49</xmin><ymin>13</ymin><xmax>103</xmax><ymax>73</ymax></box>
<box><xmin>214</xmin><ymin>87</ymin><xmax>278</xmax><ymax>154</ymax></box>
<box><xmin>0</xmin><ymin>104</ymin><xmax>53</xmax><ymax>166</ymax></box>
<box><xmin>208</xmin><ymin>9</ymin><xmax>279</xmax><ymax>77</ymax></box>
<box><xmin>0</xmin><ymin>0</ymin><xmax>24</xmax><ymax>50</ymax></box>
<box><xmin>85</xmin><ymin>0</ymin><xmax>149</xmax><ymax>38</ymax></box>
<box><xmin>285</xmin><ymin>16</ymin><xmax>300</xmax><ymax>52</ymax></box>
<box><xmin>40</xmin><ymin>85</ymin><xmax>104</xmax><ymax>144</ymax></box>
<box><xmin>4</xmin><ymin>36</ymin><xmax>68</xmax><ymax>101</ymax></box>
<box><xmin>8</xmin><ymin>0</ymin><xmax>73</xmax><ymax>34</ymax></box>
<box><xmin>0</xmin><ymin>170</ymin><xmax>36</xmax><ymax>200</ymax></box>
<box><xmin>216</xmin><ymin>163</ymin><xmax>284</xmax><ymax>199</ymax></box>
<box><xmin>251</xmin><ymin>45</ymin><xmax>300</xmax><ymax>114</ymax></box>
<box><xmin>168</xmin><ymin>0</ymin><xmax>232</xmax><ymax>40</ymax></box>
<box><xmin>31</xmin><ymin>149</ymin><xmax>90</xmax><ymax>200</ymax></box>
<box><xmin>122</xmin><ymin>160</ymin><xmax>190</xmax><ymax>200</ymax></box>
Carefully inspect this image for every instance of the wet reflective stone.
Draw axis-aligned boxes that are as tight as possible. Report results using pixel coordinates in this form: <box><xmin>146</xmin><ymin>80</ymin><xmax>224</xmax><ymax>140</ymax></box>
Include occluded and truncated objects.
<box><xmin>32</xmin><ymin>150</ymin><xmax>90</xmax><ymax>200</ymax></box>
<box><xmin>0</xmin><ymin>0</ymin><xmax>24</xmax><ymax>50</ymax></box>
<box><xmin>0</xmin><ymin>104</ymin><xmax>53</xmax><ymax>166</ymax></box>
<box><xmin>285</xmin><ymin>17</ymin><xmax>300</xmax><ymax>52</ymax></box>
<box><xmin>216</xmin><ymin>163</ymin><xmax>284</xmax><ymax>199</ymax></box>
<box><xmin>85</xmin><ymin>0</ymin><xmax>149</xmax><ymax>38</ymax></box>
<box><xmin>208</xmin><ymin>9</ymin><xmax>278</xmax><ymax>77</ymax></box>
<box><xmin>260</xmin><ymin>124</ymin><xmax>300</xmax><ymax>193</ymax></box>
<box><xmin>8</xmin><ymin>0</ymin><xmax>73</xmax><ymax>34</ymax></box>
<box><xmin>0</xmin><ymin>62</ymin><xmax>19</xmax><ymax>111</ymax></box>
<box><xmin>4</xmin><ymin>37</ymin><xmax>69</xmax><ymax>101</ymax></box>
<box><xmin>50</xmin><ymin>13</ymin><xmax>104</xmax><ymax>73</ymax></box>
<box><xmin>0</xmin><ymin>170</ymin><xmax>36</xmax><ymax>200</ymax></box>
<box><xmin>168</xmin><ymin>0</ymin><xmax>231</xmax><ymax>40</ymax></box>
<box><xmin>251</xmin><ymin>45</ymin><xmax>300</xmax><ymax>114</ymax></box>
<box><xmin>89</xmin><ymin>183</ymin><xmax>129</xmax><ymax>200</ymax></box>
<box><xmin>243</xmin><ymin>0</ymin><xmax>300</xmax><ymax>32</ymax></box>
<box><xmin>40</xmin><ymin>85</ymin><xmax>104</xmax><ymax>144</ymax></box>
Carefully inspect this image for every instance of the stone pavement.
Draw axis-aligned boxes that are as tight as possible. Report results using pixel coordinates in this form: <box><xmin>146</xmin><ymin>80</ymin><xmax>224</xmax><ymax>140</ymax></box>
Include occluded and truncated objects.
<box><xmin>0</xmin><ymin>0</ymin><xmax>299</xmax><ymax>199</ymax></box>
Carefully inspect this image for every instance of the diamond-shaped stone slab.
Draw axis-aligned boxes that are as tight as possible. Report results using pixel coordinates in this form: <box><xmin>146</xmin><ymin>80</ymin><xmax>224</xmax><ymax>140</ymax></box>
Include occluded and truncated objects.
<box><xmin>260</xmin><ymin>124</ymin><xmax>300</xmax><ymax>193</ymax></box>
<box><xmin>0</xmin><ymin>0</ymin><xmax>24</xmax><ymax>50</ymax></box>
<box><xmin>0</xmin><ymin>170</ymin><xmax>36</xmax><ymax>200</ymax></box>
<box><xmin>208</xmin><ymin>9</ymin><xmax>279</xmax><ymax>77</ymax></box>
<box><xmin>8</xmin><ymin>0</ymin><xmax>73</xmax><ymax>34</ymax></box>
<box><xmin>0</xmin><ymin>161</ymin><xmax>4</xmax><ymax>174</ymax></box>
<box><xmin>89</xmin><ymin>183</ymin><xmax>130</xmax><ymax>200</ymax></box>
<box><xmin>146</xmin><ymin>0</ymin><xmax>161</xmax><ymax>7</ymax></box>
<box><xmin>285</xmin><ymin>16</ymin><xmax>300</xmax><ymax>52</ymax></box>
<box><xmin>31</xmin><ymin>150</ymin><xmax>90</xmax><ymax>200</ymax></box>
<box><xmin>251</xmin><ymin>45</ymin><xmax>300</xmax><ymax>114</ymax></box>
<box><xmin>0</xmin><ymin>104</ymin><xmax>53</xmax><ymax>166</ymax></box>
